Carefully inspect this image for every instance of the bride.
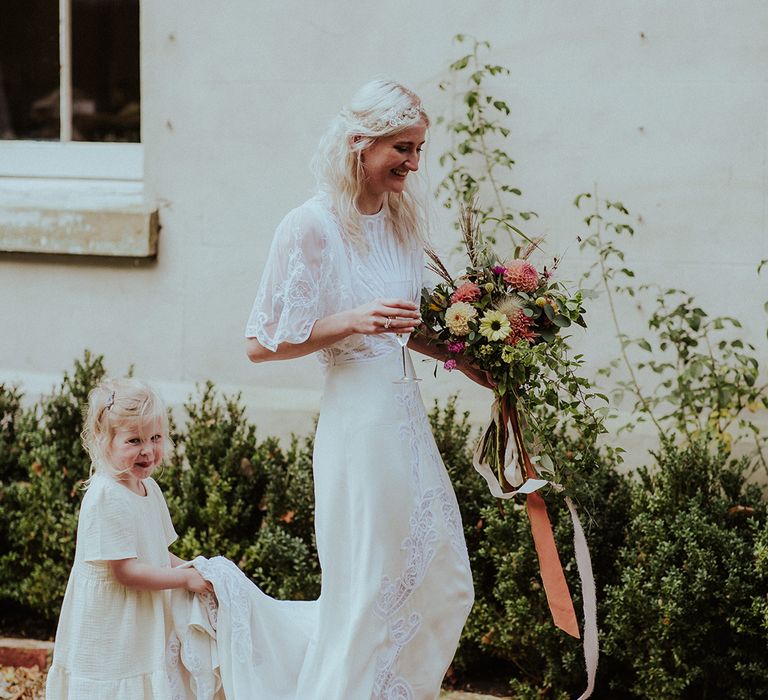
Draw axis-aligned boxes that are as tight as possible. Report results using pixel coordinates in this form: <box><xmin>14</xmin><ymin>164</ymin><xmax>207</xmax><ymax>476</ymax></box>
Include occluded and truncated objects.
<box><xmin>240</xmin><ymin>79</ymin><xmax>479</xmax><ymax>700</ymax></box>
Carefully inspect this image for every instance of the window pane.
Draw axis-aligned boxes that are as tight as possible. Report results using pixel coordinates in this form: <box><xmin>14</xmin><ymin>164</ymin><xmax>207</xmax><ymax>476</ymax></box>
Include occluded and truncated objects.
<box><xmin>0</xmin><ymin>2</ymin><xmax>60</xmax><ymax>140</ymax></box>
<box><xmin>72</xmin><ymin>0</ymin><xmax>140</xmax><ymax>142</ymax></box>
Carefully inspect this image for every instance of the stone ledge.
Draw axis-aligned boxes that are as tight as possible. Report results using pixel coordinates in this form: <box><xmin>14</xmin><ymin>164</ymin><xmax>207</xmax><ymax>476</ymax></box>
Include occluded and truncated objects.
<box><xmin>0</xmin><ymin>207</ymin><xmax>158</xmax><ymax>257</ymax></box>
<box><xmin>0</xmin><ymin>637</ymin><xmax>54</xmax><ymax>669</ymax></box>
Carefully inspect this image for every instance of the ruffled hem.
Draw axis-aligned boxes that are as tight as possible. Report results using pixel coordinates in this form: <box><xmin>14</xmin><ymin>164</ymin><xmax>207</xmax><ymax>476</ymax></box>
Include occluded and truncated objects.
<box><xmin>45</xmin><ymin>663</ymin><xmax>174</xmax><ymax>700</ymax></box>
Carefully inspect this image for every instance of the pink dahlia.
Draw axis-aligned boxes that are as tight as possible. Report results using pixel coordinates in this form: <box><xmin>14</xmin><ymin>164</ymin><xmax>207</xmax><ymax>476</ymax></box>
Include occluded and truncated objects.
<box><xmin>443</xmin><ymin>359</ymin><xmax>458</xmax><ymax>372</ymax></box>
<box><xmin>505</xmin><ymin>310</ymin><xmax>537</xmax><ymax>345</ymax></box>
<box><xmin>450</xmin><ymin>282</ymin><xmax>482</xmax><ymax>304</ymax></box>
<box><xmin>446</xmin><ymin>341</ymin><xmax>465</xmax><ymax>354</ymax></box>
<box><xmin>503</xmin><ymin>259</ymin><xmax>540</xmax><ymax>292</ymax></box>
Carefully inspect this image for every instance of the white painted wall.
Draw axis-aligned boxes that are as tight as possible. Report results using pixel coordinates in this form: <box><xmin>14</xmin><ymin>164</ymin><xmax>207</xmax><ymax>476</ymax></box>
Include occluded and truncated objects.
<box><xmin>2</xmin><ymin>1</ymin><xmax>766</xmax><ymax>462</ymax></box>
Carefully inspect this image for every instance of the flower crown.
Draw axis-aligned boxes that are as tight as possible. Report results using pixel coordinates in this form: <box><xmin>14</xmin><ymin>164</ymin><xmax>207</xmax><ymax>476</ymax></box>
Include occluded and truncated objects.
<box><xmin>356</xmin><ymin>104</ymin><xmax>423</xmax><ymax>132</ymax></box>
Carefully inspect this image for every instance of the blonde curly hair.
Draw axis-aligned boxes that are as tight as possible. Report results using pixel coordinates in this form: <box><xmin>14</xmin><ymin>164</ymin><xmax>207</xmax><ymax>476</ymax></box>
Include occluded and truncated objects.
<box><xmin>81</xmin><ymin>377</ymin><xmax>171</xmax><ymax>486</ymax></box>
<box><xmin>311</xmin><ymin>78</ymin><xmax>430</xmax><ymax>251</ymax></box>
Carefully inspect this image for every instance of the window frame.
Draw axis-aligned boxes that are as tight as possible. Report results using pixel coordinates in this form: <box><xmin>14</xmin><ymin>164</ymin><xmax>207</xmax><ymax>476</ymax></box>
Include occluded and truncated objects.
<box><xmin>0</xmin><ymin>0</ymin><xmax>155</xmax><ymax>258</ymax></box>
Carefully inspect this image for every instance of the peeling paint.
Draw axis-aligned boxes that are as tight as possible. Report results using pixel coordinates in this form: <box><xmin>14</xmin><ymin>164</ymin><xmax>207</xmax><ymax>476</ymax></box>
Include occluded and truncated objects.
<box><xmin>0</xmin><ymin>207</ymin><xmax>158</xmax><ymax>257</ymax></box>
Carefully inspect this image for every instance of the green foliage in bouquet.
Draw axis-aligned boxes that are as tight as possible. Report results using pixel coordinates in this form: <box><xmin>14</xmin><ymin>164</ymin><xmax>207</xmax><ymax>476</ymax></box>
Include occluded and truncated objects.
<box><xmin>419</xmin><ymin>204</ymin><xmax>609</xmax><ymax>495</ymax></box>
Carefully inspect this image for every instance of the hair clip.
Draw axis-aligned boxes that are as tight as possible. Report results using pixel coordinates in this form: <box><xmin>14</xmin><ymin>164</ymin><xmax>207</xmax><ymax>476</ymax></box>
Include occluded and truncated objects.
<box><xmin>106</xmin><ymin>391</ymin><xmax>115</xmax><ymax>411</ymax></box>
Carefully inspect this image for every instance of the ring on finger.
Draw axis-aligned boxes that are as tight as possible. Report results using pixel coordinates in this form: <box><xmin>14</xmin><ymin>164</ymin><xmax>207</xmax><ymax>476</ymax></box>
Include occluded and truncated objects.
<box><xmin>384</xmin><ymin>316</ymin><xmax>392</xmax><ymax>330</ymax></box>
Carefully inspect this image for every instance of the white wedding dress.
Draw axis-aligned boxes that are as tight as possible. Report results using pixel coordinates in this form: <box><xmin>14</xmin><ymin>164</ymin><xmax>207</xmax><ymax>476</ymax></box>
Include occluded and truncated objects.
<box><xmin>179</xmin><ymin>194</ymin><xmax>474</xmax><ymax>699</ymax></box>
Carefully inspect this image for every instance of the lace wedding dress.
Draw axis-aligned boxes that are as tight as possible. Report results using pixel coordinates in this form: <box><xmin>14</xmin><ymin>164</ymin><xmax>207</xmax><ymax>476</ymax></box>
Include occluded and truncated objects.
<box><xmin>187</xmin><ymin>194</ymin><xmax>474</xmax><ymax>699</ymax></box>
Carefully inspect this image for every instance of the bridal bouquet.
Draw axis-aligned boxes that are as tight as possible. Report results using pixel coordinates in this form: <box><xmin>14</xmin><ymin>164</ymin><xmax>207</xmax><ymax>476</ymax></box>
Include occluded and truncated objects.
<box><xmin>418</xmin><ymin>208</ymin><xmax>600</xmax><ymax>695</ymax></box>
<box><xmin>420</xmin><ymin>207</ymin><xmax>587</xmax><ymax>492</ymax></box>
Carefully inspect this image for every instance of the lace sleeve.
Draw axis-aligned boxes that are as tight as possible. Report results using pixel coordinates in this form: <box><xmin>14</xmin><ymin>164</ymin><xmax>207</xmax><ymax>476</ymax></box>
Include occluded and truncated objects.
<box><xmin>245</xmin><ymin>204</ymin><xmax>328</xmax><ymax>352</ymax></box>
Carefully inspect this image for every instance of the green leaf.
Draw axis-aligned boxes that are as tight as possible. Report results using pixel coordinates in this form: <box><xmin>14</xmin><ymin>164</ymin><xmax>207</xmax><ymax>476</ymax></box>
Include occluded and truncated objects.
<box><xmin>638</xmin><ymin>339</ymin><xmax>652</xmax><ymax>352</ymax></box>
<box><xmin>492</xmin><ymin>100</ymin><xmax>511</xmax><ymax>115</ymax></box>
<box><xmin>450</xmin><ymin>55</ymin><xmax>471</xmax><ymax>71</ymax></box>
<box><xmin>573</xmin><ymin>193</ymin><xmax>592</xmax><ymax>208</ymax></box>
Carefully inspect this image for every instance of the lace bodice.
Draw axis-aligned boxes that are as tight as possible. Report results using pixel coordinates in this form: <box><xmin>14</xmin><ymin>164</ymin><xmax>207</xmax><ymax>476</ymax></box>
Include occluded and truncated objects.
<box><xmin>245</xmin><ymin>194</ymin><xmax>423</xmax><ymax>367</ymax></box>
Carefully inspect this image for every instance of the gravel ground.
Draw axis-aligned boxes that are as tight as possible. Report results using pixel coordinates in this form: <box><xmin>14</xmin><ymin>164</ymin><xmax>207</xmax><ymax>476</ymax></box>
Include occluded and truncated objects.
<box><xmin>0</xmin><ymin>666</ymin><xmax>45</xmax><ymax>699</ymax></box>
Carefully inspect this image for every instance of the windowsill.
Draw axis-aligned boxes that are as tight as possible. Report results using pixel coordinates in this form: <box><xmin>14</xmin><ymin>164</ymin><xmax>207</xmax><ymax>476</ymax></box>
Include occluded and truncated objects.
<box><xmin>0</xmin><ymin>142</ymin><xmax>158</xmax><ymax>258</ymax></box>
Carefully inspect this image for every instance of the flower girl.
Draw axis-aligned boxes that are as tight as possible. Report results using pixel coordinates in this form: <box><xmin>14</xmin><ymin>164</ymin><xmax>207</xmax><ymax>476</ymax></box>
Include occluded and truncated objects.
<box><xmin>45</xmin><ymin>377</ymin><xmax>212</xmax><ymax>699</ymax></box>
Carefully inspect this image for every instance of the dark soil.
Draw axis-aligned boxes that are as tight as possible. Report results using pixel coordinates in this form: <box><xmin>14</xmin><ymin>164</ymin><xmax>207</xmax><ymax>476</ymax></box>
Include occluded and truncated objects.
<box><xmin>0</xmin><ymin>604</ymin><xmax>56</xmax><ymax>641</ymax></box>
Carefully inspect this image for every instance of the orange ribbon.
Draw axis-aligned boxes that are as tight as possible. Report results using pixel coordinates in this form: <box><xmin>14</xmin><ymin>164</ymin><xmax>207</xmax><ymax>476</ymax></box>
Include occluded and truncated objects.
<box><xmin>505</xmin><ymin>401</ymin><xmax>580</xmax><ymax>638</ymax></box>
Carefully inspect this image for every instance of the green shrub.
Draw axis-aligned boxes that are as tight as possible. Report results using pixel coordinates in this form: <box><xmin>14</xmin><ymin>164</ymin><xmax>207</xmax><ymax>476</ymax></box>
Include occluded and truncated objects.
<box><xmin>160</xmin><ymin>381</ymin><xmax>267</xmax><ymax>562</ymax></box>
<box><xmin>0</xmin><ymin>383</ymin><xmax>25</xmax><ymax>484</ymax></box>
<box><xmin>1</xmin><ymin>353</ymin><xmax>766</xmax><ymax>700</ymax></box>
<box><xmin>603</xmin><ymin>440</ymin><xmax>768</xmax><ymax>699</ymax></box>
<box><xmin>429</xmin><ymin>395</ymin><xmax>634</xmax><ymax>697</ymax></box>
<box><xmin>157</xmin><ymin>383</ymin><xmax>320</xmax><ymax>600</ymax></box>
<box><xmin>0</xmin><ymin>351</ymin><xmax>105</xmax><ymax>619</ymax></box>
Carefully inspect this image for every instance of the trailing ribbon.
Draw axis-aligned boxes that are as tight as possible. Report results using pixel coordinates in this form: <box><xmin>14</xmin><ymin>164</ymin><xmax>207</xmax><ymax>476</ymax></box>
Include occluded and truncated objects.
<box><xmin>471</xmin><ymin>395</ymin><xmax>599</xmax><ymax>698</ymax></box>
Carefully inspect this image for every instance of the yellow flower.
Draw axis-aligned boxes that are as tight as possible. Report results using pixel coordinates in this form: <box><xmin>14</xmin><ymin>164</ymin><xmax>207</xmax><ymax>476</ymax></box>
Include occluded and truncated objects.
<box><xmin>445</xmin><ymin>301</ymin><xmax>477</xmax><ymax>336</ymax></box>
<box><xmin>428</xmin><ymin>291</ymin><xmax>449</xmax><ymax>311</ymax></box>
<box><xmin>478</xmin><ymin>310</ymin><xmax>512</xmax><ymax>342</ymax></box>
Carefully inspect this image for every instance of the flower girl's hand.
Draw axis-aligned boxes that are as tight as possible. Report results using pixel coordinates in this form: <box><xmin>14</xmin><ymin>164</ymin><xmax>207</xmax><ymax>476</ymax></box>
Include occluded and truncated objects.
<box><xmin>185</xmin><ymin>569</ymin><xmax>213</xmax><ymax>594</ymax></box>
<box><xmin>347</xmin><ymin>299</ymin><xmax>421</xmax><ymax>335</ymax></box>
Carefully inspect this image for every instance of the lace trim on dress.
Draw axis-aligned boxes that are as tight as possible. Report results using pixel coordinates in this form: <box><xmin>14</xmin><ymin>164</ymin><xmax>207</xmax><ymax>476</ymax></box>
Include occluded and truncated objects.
<box><xmin>411</xmin><ymin>395</ymin><xmax>472</xmax><ymax>570</ymax></box>
<box><xmin>371</xmin><ymin>385</ymin><xmax>440</xmax><ymax>700</ymax></box>
<box><xmin>374</xmin><ymin>490</ymin><xmax>438</xmax><ymax>620</ymax></box>
<box><xmin>165</xmin><ymin>588</ymin><xmax>221</xmax><ymax>699</ymax></box>
<box><xmin>372</xmin><ymin>612</ymin><xmax>421</xmax><ymax>700</ymax></box>
<box><xmin>195</xmin><ymin>556</ymin><xmax>264</xmax><ymax>667</ymax></box>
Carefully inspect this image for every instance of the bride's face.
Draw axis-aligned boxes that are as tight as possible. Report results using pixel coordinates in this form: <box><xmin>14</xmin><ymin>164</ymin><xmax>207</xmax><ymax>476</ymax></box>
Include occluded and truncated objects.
<box><xmin>360</xmin><ymin>121</ymin><xmax>427</xmax><ymax>199</ymax></box>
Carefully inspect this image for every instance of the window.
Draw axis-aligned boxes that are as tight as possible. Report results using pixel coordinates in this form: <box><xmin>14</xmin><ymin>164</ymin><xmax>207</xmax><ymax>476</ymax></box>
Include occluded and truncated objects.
<box><xmin>0</xmin><ymin>0</ymin><xmax>156</xmax><ymax>258</ymax></box>
<box><xmin>0</xmin><ymin>0</ymin><xmax>140</xmax><ymax>143</ymax></box>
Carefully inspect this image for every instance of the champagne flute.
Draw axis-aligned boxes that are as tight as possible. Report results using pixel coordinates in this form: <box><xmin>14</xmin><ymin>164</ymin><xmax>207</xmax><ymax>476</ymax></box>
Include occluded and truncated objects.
<box><xmin>383</xmin><ymin>279</ymin><xmax>421</xmax><ymax>384</ymax></box>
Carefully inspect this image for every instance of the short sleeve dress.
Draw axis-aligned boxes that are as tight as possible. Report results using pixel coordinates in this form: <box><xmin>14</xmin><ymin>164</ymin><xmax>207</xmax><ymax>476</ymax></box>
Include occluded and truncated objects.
<box><xmin>45</xmin><ymin>473</ymin><xmax>178</xmax><ymax>700</ymax></box>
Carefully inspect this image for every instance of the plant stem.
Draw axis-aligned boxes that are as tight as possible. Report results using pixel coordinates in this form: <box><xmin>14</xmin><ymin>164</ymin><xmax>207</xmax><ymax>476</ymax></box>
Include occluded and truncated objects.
<box><xmin>470</xmin><ymin>45</ymin><xmax>510</xmax><ymax>242</ymax></box>
<box><xmin>592</xmin><ymin>185</ymin><xmax>664</xmax><ymax>434</ymax></box>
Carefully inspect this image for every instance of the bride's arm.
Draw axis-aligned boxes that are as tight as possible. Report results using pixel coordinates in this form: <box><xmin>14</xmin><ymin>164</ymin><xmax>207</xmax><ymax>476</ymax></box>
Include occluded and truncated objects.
<box><xmin>246</xmin><ymin>299</ymin><xmax>420</xmax><ymax>363</ymax></box>
<box><xmin>409</xmin><ymin>328</ymin><xmax>495</xmax><ymax>390</ymax></box>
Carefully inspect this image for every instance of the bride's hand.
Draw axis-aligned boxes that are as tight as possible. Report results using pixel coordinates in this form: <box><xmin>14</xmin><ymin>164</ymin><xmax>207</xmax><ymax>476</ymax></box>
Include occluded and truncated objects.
<box><xmin>347</xmin><ymin>299</ymin><xmax>421</xmax><ymax>335</ymax></box>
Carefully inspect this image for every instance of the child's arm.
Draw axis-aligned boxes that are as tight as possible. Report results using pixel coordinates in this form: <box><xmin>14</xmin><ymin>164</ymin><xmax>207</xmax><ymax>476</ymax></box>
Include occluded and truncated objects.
<box><xmin>110</xmin><ymin>558</ymin><xmax>212</xmax><ymax>594</ymax></box>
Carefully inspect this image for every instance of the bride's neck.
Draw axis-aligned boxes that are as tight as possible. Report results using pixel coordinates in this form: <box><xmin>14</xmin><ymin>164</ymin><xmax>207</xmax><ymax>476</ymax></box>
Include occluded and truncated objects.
<box><xmin>356</xmin><ymin>191</ymin><xmax>385</xmax><ymax>215</ymax></box>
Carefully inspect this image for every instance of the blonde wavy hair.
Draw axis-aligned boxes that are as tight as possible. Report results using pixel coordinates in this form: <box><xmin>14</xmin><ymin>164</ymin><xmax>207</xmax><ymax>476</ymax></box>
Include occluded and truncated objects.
<box><xmin>312</xmin><ymin>79</ymin><xmax>430</xmax><ymax>250</ymax></box>
<box><xmin>81</xmin><ymin>377</ymin><xmax>171</xmax><ymax>486</ymax></box>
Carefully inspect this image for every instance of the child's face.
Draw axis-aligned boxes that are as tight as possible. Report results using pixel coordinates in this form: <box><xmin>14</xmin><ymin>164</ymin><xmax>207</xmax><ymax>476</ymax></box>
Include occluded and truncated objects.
<box><xmin>108</xmin><ymin>417</ymin><xmax>165</xmax><ymax>482</ymax></box>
